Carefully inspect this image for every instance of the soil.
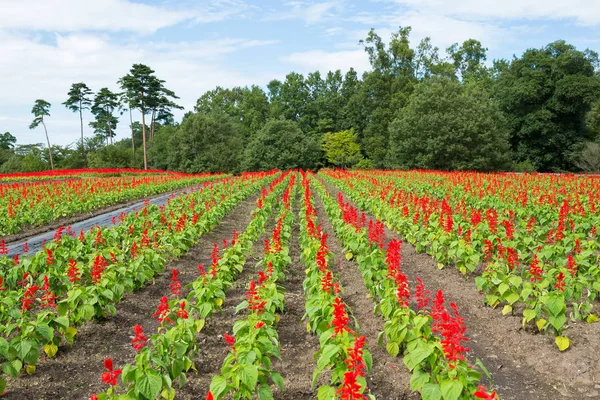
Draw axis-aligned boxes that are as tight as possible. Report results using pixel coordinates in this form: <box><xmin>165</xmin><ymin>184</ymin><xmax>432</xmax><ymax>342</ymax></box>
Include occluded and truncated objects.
<box><xmin>321</xmin><ymin>178</ymin><xmax>600</xmax><ymax>400</ymax></box>
<box><xmin>311</xmin><ymin>187</ymin><xmax>417</xmax><ymax>400</ymax></box>
<box><xmin>273</xmin><ymin>205</ymin><xmax>322</xmax><ymax>400</ymax></box>
<box><xmin>3</xmin><ymin>190</ymin><xmax>260</xmax><ymax>400</ymax></box>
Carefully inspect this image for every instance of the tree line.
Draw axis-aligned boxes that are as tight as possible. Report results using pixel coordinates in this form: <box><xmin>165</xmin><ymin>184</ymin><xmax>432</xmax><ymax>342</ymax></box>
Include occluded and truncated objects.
<box><xmin>2</xmin><ymin>27</ymin><xmax>600</xmax><ymax>173</ymax></box>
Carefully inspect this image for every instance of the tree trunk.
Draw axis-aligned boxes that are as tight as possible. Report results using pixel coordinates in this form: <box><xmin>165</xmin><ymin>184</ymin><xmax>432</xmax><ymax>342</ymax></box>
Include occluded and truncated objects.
<box><xmin>129</xmin><ymin>107</ymin><xmax>135</xmax><ymax>157</ymax></box>
<box><xmin>79</xmin><ymin>104</ymin><xmax>85</xmax><ymax>162</ymax></box>
<box><xmin>41</xmin><ymin>119</ymin><xmax>54</xmax><ymax>170</ymax></box>
<box><xmin>150</xmin><ymin>109</ymin><xmax>156</xmax><ymax>142</ymax></box>
<box><xmin>107</xmin><ymin>106</ymin><xmax>113</xmax><ymax>145</ymax></box>
<box><xmin>141</xmin><ymin>104</ymin><xmax>148</xmax><ymax>170</ymax></box>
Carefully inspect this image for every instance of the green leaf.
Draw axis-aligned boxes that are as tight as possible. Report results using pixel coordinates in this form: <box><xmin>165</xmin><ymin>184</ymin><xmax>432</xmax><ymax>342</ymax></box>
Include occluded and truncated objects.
<box><xmin>257</xmin><ymin>384</ymin><xmax>274</xmax><ymax>400</ymax></box>
<box><xmin>317</xmin><ymin>385</ymin><xmax>336</xmax><ymax>400</ymax></box>
<box><xmin>0</xmin><ymin>377</ymin><xmax>6</xmax><ymax>395</ymax></box>
<box><xmin>586</xmin><ymin>314</ymin><xmax>598</xmax><ymax>324</ymax></box>
<box><xmin>504</xmin><ymin>292</ymin><xmax>520</xmax><ymax>305</ymax></box>
<box><xmin>403</xmin><ymin>340</ymin><xmax>433</xmax><ymax>370</ymax></box>
<box><xmin>386</xmin><ymin>341</ymin><xmax>400</xmax><ymax>357</ymax></box>
<box><xmin>317</xmin><ymin>344</ymin><xmax>339</xmax><ymax>369</ymax></box>
<box><xmin>240</xmin><ymin>364</ymin><xmax>258</xmax><ymax>389</ymax></box>
<box><xmin>501</xmin><ymin>305</ymin><xmax>512</xmax><ymax>315</ymax></box>
<box><xmin>421</xmin><ymin>382</ymin><xmax>442</xmax><ymax>400</ymax></box>
<box><xmin>440</xmin><ymin>379</ymin><xmax>463</xmax><ymax>400</ymax></box>
<box><xmin>136</xmin><ymin>370</ymin><xmax>162</xmax><ymax>400</ymax></box>
<box><xmin>36</xmin><ymin>324</ymin><xmax>54</xmax><ymax>342</ymax></box>
<box><xmin>410</xmin><ymin>366</ymin><xmax>430</xmax><ymax>391</ymax></box>
<box><xmin>267</xmin><ymin>371</ymin><xmax>283</xmax><ymax>390</ymax></box>
<box><xmin>546</xmin><ymin>296</ymin><xmax>565</xmax><ymax>316</ymax></box>
<box><xmin>548</xmin><ymin>314</ymin><xmax>566</xmax><ymax>331</ymax></box>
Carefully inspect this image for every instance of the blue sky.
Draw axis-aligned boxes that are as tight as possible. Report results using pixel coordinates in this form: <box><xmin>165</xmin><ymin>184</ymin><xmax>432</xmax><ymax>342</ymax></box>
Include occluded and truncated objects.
<box><xmin>1</xmin><ymin>0</ymin><xmax>599</xmax><ymax>147</ymax></box>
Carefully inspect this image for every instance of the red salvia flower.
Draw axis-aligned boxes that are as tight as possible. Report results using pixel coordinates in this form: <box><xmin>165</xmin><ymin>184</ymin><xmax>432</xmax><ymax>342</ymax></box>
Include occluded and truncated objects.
<box><xmin>332</xmin><ymin>297</ymin><xmax>354</xmax><ymax>336</ymax></box>
<box><xmin>91</xmin><ymin>255</ymin><xmax>108</xmax><ymax>284</ymax></box>
<box><xmin>529</xmin><ymin>254</ymin><xmax>543</xmax><ymax>282</ymax></box>
<box><xmin>170</xmin><ymin>269</ymin><xmax>182</xmax><ymax>296</ymax></box>
<box><xmin>255</xmin><ymin>321</ymin><xmax>265</xmax><ymax>329</ymax></box>
<box><xmin>566</xmin><ymin>255</ymin><xmax>577</xmax><ymax>277</ymax></box>
<box><xmin>131</xmin><ymin>324</ymin><xmax>148</xmax><ymax>351</ymax></box>
<box><xmin>21</xmin><ymin>285</ymin><xmax>38</xmax><ymax>312</ymax></box>
<box><xmin>0</xmin><ymin>276</ymin><xmax>5</xmax><ymax>291</ymax></box>
<box><xmin>474</xmin><ymin>386</ymin><xmax>499</xmax><ymax>399</ymax></box>
<box><xmin>101</xmin><ymin>358</ymin><xmax>122</xmax><ymax>386</ymax></box>
<box><xmin>395</xmin><ymin>271</ymin><xmax>410</xmax><ymax>307</ymax></box>
<box><xmin>22</xmin><ymin>241</ymin><xmax>29</xmax><ymax>253</ymax></box>
<box><xmin>177</xmin><ymin>301</ymin><xmax>189</xmax><ymax>319</ymax></box>
<box><xmin>67</xmin><ymin>259</ymin><xmax>81</xmax><ymax>283</ymax></box>
<box><xmin>45</xmin><ymin>248</ymin><xmax>54</xmax><ymax>265</ymax></box>
<box><xmin>415</xmin><ymin>277</ymin><xmax>430</xmax><ymax>310</ymax></box>
<box><xmin>554</xmin><ymin>272</ymin><xmax>566</xmax><ymax>292</ymax></box>
<box><xmin>152</xmin><ymin>296</ymin><xmax>173</xmax><ymax>324</ymax></box>
<box><xmin>206</xmin><ymin>392</ymin><xmax>214</xmax><ymax>400</ymax></box>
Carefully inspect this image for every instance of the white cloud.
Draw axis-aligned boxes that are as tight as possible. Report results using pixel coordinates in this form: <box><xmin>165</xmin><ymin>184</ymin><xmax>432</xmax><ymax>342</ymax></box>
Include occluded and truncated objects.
<box><xmin>0</xmin><ymin>0</ymin><xmax>188</xmax><ymax>34</ymax></box>
<box><xmin>384</xmin><ymin>0</ymin><xmax>600</xmax><ymax>26</ymax></box>
<box><xmin>0</xmin><ymin>30</ymin><xmax>277</xmax><ymax>145</ymax></box>
<box><xmin>0</xmin><ymin>0</ymin><xmax>253</xmax><ymax>34</ymax></box>
<box><xmin>264</xmin><ymin>1</ymin><xmax>343</xmax><ymax>24</ymax></box>
<box><xmin>281</xmin><ymin>49</ymin><xmax>371</xmax><ymax>74</ymax></box>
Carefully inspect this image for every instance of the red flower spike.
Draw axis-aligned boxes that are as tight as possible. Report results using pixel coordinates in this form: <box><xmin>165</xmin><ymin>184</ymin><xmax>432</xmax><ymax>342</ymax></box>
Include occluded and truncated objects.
<box><xmin>131</xmin><ymin>324</ymin><xmax>148</xmax><ymax>351</ymax></box>
<box><xmin>101</xmin><ymin>358</ymin><xmax>122</xmax><ymax>386</ymax></box>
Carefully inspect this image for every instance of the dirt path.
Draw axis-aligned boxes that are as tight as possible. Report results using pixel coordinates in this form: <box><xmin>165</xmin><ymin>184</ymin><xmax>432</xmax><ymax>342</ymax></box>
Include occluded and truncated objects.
<box><xmin>274</xmin><ymin>204</ymin><xmax>321</xmax><ymax>400</ymax></box>
<box><xmin>313</xmin><ymin>187</ymin><xmax>417</xmax><ymax>400</ymax></box>
<box><xmin>321</xmin><ymin>178</ymin><xmax>599</xmax><ymax>400</ymax></box>
<box><xmin>5</xmin><ymin>190</ymin><xmax>260</xmax><ymax>400</ymax></box>
<box><xmin>176</xmin><ymin>210</ymin><xmax>279</xmax><ymax>399</ymax></box>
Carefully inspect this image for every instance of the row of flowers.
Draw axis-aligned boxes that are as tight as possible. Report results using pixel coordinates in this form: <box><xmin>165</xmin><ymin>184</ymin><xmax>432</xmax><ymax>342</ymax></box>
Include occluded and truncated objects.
<box><xmin>309</xmin><ymin>173</ymin><xmax>498</xmax><ymax>400</ymax></box>
<box><xmin>298</xmin><ymin>171</ymin><xmax>372</xmax><ymax>400</ymax></box>
<box><xmin>89</xmin><ymin>172</ymin><xmax>292</xmax><ymax>400</ymax></box>
<box><xmin>207</xmin><ymin>173</ymin><xmax>297</xmax><ymax>399</ymax></box>
<box><xmin>320</xmin><ymin>170</ymin><xmax>600</xmax><ymax>350</ymax></box>
<box><xmin>0</xmin><ymin>172</ymin><xmax>278</xmax><ymax>396</ymax></box>
<box><xmin>0</xmin><ymin>172</ymin><xmax>225</xmax><ymax>235</ymax></box>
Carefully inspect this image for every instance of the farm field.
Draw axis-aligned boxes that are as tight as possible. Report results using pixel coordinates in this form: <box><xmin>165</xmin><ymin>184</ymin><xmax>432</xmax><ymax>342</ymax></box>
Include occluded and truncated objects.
<box><xmin>1</xmin><ymin>169</ymin><xmax>599</xmax><ymax>400</ymax></box>
<box><xmin>0</xmin><ymin>169</ymin><xmax>225</xmax><ymax>240</ymax></box>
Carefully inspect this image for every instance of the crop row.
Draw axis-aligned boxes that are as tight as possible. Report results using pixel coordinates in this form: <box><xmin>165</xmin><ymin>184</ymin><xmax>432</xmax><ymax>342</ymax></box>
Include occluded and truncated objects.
<box><xmin>0</xmin><ymin>171</ymin><xmax>276</xmax><ymax>395</ymax></box>
<box><xmin>0</xmin><ymin>171</ymin><xmax>225</xmax><ymax>235</ymax></box>
<box><xmin>310</xmin><ymin>173</ymin><xmax>497</xmax><ymax>400</ymax></box>
<box><xmin>90</xmin><ymin>172</ymin><xmax>292</xmax><ymax>399</ymax></box>
<box><xmin>321</xmin><ymin>169</ymin><xmax>600</xmax><ymax>350</ymax></box>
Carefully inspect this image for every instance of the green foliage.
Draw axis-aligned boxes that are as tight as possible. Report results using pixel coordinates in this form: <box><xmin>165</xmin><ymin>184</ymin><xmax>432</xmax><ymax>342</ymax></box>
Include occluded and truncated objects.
<box><xmin>494</xmin><ymin>41</ymin><xmax>600</xmax><ymax>171</ymax></box>
<box><xmin>90</xmin><ymin>88</ymin><xmax>121</xmax><ymax>144</ymax></box>
<box><xmin>167</xmin><ymin>113</ymin><xmax>243</xmax><ymax>173</ymax></box>
<box><xmin>387</xmin><ymin>77</ymin><xmax>513</xmax><ymax>171</ymax></box>
<box><xmin>243</xmin><ymin>120</ymin><xmax>321</xmax><ymax>171</ymax></box>
<box><xmin>29</xmin><ymin>100</ymin><xmax>51</xmax><ymax>130</ymax></box>
<box><xmin>0</xmin><ymin>132</ymin><xmax>16</xmax><ymax>150</ymax></box>
<box><xmin>322</xmin><ymin>129</ymin><xmax>362</xmax><ymax>167</ymax></box>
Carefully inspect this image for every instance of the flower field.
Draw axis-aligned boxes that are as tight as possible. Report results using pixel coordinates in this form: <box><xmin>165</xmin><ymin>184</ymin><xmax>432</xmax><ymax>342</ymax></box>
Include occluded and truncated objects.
<box><xmin>0</xmin><ymin>169</ymin><xmax>225</xmax><ymax>236</ymax></box>
<box><xmin>0</xmin><ymin>169</ymin><xmax>599</xmax><ymax>399</ymax></box>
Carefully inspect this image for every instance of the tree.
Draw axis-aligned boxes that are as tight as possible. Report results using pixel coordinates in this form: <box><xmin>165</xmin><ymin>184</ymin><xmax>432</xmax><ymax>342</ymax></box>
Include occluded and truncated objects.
<box><xmin>387</xmin><ymin>77</ymin><xmax>513</xmax><ymax>171</ymax></box>
<box><xmin>119</xmin><ymin>64</ymin><xmax>179</xmax><ymax>169</ymax></box>
<box><xmin>243</xmin><ymin>120</ymin><xmax>321</xmax><ymax>171</ymax></box>
<box><xmin>0</xmin><ymin>132</ymin><xmax>16</xmax><ymax>149</ymax></box>
<box><xmin>90</xmin><ymin>88</ymin><xmax>120</xmax><ymax>145</ymax></box>
<box><xmin>322</xmin><ymin>129</ymin><xmax>362</xmax><ymax>167</ymax></box>
<box><xmin>494</xmin><ymin>41</ymin><xmax>600</xmax><ymax>171</ymax></box>
<box><xmin>63</xmin><ymin>82</ymin><xmax>93</xmax><ymax>160</ymax></box>
<box><xmin>29</xmin><ymin>99</ymin><xmax>54</xmax><ymax>170</ymax></box>
<box><xmin>157</xmin><ymin>113</ymin><xmax>244</xmax><ymax>173</ymax></box>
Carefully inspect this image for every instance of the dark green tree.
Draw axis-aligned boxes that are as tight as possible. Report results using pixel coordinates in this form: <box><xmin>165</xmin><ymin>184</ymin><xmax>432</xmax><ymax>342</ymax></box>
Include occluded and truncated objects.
<box><xmin>119</xmin><ymin>64</ymin><xmax>178</xmax><ymax>169</ymax></box>
<box><xmin>90</xmin><ymin>88</ymin><xmax>120</xmax><ymax>145</ymax></box>
<box><xmin>0</xmin><ymin>132</ymin><xmax>16</xmax><ymax>150</ymax></box>
<box><xmin>63</xmin><ymin>82</ymin><xmax>93</xmax><ymax>160</ymax></box>
<box><xmin>29</xmin><ymin>99</ymin><xmax>54</xmax><ymax>170</ymax></box>
<box><xmin>387</xmin><ymin>77</ymin><xmax>512</xmax><ymax>171</ymax></box>
<box><xmin>494</xmin><ymin>41</ymin><xmax>600</xmax><ymax>171</ymax></box>
<box><xmin>243</xmin><ymin>120</ymin><xmax>320</xmax><ymax>171</ymax></box>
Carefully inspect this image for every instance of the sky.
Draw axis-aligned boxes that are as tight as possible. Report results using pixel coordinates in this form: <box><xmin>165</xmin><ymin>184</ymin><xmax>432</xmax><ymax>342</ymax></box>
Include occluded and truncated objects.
<box><xmin>1</xmin><ymin>0</ymin><xmax>600</xmax><ymax>147</ymax></box>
